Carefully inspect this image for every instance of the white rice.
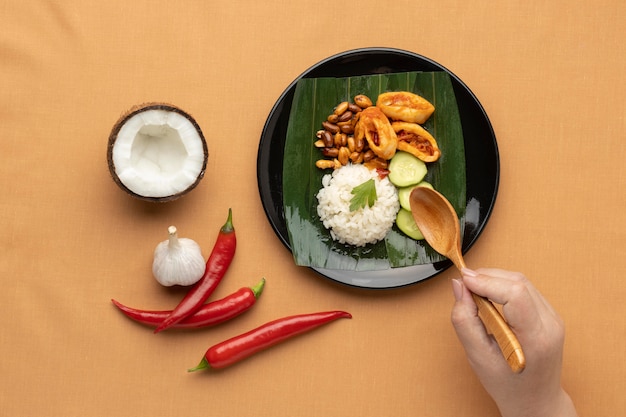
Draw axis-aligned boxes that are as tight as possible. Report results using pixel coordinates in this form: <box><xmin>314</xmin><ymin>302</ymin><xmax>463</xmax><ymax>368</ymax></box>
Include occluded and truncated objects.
<box><xmin>316</xmin><ymin>164</ymin><xmax>399</xmax><ymax>247</ymax></box>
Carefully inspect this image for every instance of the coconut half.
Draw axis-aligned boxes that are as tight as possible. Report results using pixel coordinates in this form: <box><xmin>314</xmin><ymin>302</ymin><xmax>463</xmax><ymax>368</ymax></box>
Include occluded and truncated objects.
<box><xmin>107</xmin><ymin>103</ymin><xmax>208</xmax><ymax>202</ymax></box>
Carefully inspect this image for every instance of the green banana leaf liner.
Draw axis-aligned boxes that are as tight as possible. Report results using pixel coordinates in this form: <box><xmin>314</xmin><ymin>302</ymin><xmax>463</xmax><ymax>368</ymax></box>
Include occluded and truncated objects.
<box><xmin>283</xmin><ymin>71</ymin><xmax>466</xmax><ymax>271</ymax></box>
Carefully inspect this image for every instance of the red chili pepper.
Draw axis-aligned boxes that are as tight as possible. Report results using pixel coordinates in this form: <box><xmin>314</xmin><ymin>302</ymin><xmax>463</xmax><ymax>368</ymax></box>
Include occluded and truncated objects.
<box><xmin>188</xmin><ymin>310</ymin><xmax>352</xmax><ymax>371</ymax></box>
<box><xmin>154</xmin><ymin>208</ymin><xmax>236</xmax><ymax>333</ymax></box>
<box><xmin>111</xmin><ymin>278</ymin><xmax>265</xmax><ymax>329</ymax></box>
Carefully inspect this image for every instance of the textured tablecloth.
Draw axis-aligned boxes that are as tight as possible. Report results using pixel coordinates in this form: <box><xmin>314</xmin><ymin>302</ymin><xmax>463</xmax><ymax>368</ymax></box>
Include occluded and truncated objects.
<box><xmin>2</xmin><ymin>1</ymin><xmax>625</xmax><ymax>415</ymax></box>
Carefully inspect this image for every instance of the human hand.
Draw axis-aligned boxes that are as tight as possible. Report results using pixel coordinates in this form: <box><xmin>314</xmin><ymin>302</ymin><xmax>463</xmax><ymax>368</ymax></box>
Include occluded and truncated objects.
<box><xmin>451</xmin><ymin>268</ymin><xmax>578</xmax><ymax>417</ymax></box>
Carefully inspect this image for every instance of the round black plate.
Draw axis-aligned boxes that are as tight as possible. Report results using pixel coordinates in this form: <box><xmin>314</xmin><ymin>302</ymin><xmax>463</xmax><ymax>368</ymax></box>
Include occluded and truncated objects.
<box><xmin>256</xmin><ymin>47</ymin><xmax>499</xmax><ymax>289</ymax></box>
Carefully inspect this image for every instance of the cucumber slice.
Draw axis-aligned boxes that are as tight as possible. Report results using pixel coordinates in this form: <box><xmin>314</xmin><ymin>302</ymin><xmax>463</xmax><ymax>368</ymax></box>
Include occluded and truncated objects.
<box><xmin>398</xmin><ymin>181</ymin><xmax>434</xmax><ymax>211</ymax></box>
<box><xmin>396</xmin><ymin>208</ymin><xmax>425</xmax><ymax>240</ymax></box>
<box><xmin>388</xmin><ymin>151</ymin><xmax>427</xmax><ymax>187</ymax></box>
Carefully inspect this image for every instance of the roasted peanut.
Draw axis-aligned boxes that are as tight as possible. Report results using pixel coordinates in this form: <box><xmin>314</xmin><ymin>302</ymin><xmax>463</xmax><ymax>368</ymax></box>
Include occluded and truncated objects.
<box><xmin>338</xmin><ymin>146</ymin><xmax>351</xmax><ymax>166</ymax></box>
<box><xmin>322</xmin><ymin>147</ymin><xmax>339</xmax><ymax>157</ymax></box>
<box><xmin>322</xmin><ymin>121</ymin><xmax>340</xmax><ymax>134</ymax></box>
<box><xmin>348</xmin><ymin>103</ymin><xmax>362</xmax><ymax>113</ymax></box>
<box><xmin>314</xmin><ymin>139</ymin><xmax>325</xmax><ymax>148</ymax></box>
<box><xmin>316</xmin><ymin>159</ymin><xmax>341</xmax><ymax>169</ymax></box>
<box><xmin>337</xmin><ymin>111</ymin><xmax>353</xmax><ymax>123</ymax></box>
<box><xmin>333</xmin><ymin>101</ymin><xmax>349</xmax><ymax>116</ymax></box>
<box><xmin>347</xmin><ymin>136</ymin><xmax>356</xmax><ymax>152</ymax></box>
<box><xmin>338</xmin><ymin>122</ymin><xmax>354</xmax><ymax>134</ymax></box>
<box><xmin>334</xmin><ymin>132</ymin><xmax>347</xmax><ymax>147</ymax></box>
<box><xmin>362</xmin><ymin>149</ymin><xmax>376</xmax><ymax>162</ymax></box>
<box><xmin>327</xmin><ymin>114</ymin><xmax>339</xmax><ymax>123</ymax></box>
<box><xmin>350</xmin><ymin>151</ymin><xmax>364</xmax><ymax>163</ymax></box>
<box><xmin>320</xmin><ymin>130</ymin><xmax>334</xmax><ymax>147</ymax></box>
<box><xmin>354</xmin><ymin>94</ymin><xmax>373</xmax><ymax>109</ymax></box>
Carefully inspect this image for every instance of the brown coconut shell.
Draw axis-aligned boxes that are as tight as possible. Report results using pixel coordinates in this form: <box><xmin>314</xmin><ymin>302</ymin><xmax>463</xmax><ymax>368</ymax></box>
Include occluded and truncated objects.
<box><xmin>106</xmin><ymin>102</ymin><xmax>208</xmax><ymax>202</ymax></box>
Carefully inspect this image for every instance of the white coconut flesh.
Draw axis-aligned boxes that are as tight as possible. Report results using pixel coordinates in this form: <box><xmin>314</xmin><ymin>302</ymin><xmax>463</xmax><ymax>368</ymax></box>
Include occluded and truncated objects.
<box><xmin>110</xmin><ymin>108</ymin><xmax>207</xmax><ymax>200</ymax></box>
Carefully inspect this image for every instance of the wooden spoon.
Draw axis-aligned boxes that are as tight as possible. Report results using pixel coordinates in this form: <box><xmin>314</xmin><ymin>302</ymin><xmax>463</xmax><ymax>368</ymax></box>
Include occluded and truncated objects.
<box><xmin>409</xmin><ymin>186</ymin><xmax>525</xmax><ymax>373</ymax></box>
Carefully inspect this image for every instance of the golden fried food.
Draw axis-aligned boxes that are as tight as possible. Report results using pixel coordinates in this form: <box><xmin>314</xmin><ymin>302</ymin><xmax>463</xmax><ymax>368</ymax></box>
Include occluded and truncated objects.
<box><xmin>354</xmin><ymin>107</ymin><xmax>398</xmax><ymax>160</ymax></box>
<box><xmin>376</xmin><ymin>91</ymin><xmax>435</xmax><ymax>124</ymax></box>
<box><xmin>392</xmin><ymin>122</ymin><xmax>441</xmax><ymax>162</ymax></box>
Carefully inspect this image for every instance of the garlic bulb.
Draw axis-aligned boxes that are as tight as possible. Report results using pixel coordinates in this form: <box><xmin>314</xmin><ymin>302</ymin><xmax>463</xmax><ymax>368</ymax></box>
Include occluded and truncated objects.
<box><xmin>152</xmin><ymin>226</ymin><xmax>205</xmax><ymax>286</ymax></box>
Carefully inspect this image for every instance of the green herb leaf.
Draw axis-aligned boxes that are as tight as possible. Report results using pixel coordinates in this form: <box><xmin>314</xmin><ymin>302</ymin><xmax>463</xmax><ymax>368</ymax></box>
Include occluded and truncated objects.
<box><xmin>349</xmin><ymin>179</ymin><xmax>377</xmax><ymax>211</ymax></box>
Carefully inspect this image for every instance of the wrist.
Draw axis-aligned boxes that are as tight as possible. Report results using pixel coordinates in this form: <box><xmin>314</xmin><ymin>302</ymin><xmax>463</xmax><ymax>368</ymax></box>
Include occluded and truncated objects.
<box><xmin>499</xmin><ymin>389</ymin><xmax>577</xmax><ymax>417</ymax></box>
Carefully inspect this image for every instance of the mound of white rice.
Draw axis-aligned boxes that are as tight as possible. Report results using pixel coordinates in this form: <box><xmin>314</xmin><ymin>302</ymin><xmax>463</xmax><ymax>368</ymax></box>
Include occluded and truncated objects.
<box><xmin>316</xmin><ymin>164</ymin><xmax>399</xmax><ymax>247</ymax></box>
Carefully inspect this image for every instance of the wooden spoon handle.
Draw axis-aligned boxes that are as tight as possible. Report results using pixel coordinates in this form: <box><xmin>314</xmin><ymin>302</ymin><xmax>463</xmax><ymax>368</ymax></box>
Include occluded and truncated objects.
<box><xmin>471</xmin><ymin>293</ymin><xmax>526</xmax><ymax>373</ymax></box>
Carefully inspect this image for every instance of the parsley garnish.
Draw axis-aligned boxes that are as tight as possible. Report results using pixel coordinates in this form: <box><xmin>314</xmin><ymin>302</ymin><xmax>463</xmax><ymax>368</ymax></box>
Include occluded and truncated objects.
<box><xmin>349</xmin><ymin>179</ymin><xmax>377</xmax><ymax>211</ymax></box>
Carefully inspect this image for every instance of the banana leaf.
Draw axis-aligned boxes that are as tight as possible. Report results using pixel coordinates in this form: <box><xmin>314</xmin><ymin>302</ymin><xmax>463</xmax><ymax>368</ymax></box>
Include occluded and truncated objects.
<box><xmin>283</xmin><ymin>71</ymin><xmax>465</xmax><ymax>270</ymax></box>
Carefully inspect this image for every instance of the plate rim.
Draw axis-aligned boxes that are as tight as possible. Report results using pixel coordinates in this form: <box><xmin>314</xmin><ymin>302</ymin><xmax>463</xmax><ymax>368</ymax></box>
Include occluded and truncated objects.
<box><xmin>257</xmin><ymin>47</ymin><xmax>500</xmax><ymax>289</ymax></box>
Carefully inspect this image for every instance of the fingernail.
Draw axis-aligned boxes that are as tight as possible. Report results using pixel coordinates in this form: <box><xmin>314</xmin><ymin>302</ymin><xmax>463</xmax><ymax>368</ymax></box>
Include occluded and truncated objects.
<box><xmin>452</xmin><ymin>279</ymin><xmax>463</xmax><ymax>301</ymax></box>
<box><xmin>461</xmin><ymin>268</ymin><xmax>479</xmax><ymax>278</ymax></box>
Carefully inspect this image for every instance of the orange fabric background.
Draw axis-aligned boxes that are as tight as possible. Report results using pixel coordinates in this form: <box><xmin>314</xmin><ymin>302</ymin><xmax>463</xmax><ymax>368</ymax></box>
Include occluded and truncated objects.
<box><xmin>1</xmin><ymin>1</ymin><xmax>625</xmax><ymax>415</ymax></box>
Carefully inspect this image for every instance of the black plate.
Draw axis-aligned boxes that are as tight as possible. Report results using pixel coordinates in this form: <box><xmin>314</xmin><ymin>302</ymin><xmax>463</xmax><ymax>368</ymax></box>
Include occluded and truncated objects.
<box><xmin>256</xmin><ymin>47</ymin><xmax>499</xmax><ymax>289</ymax></box>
